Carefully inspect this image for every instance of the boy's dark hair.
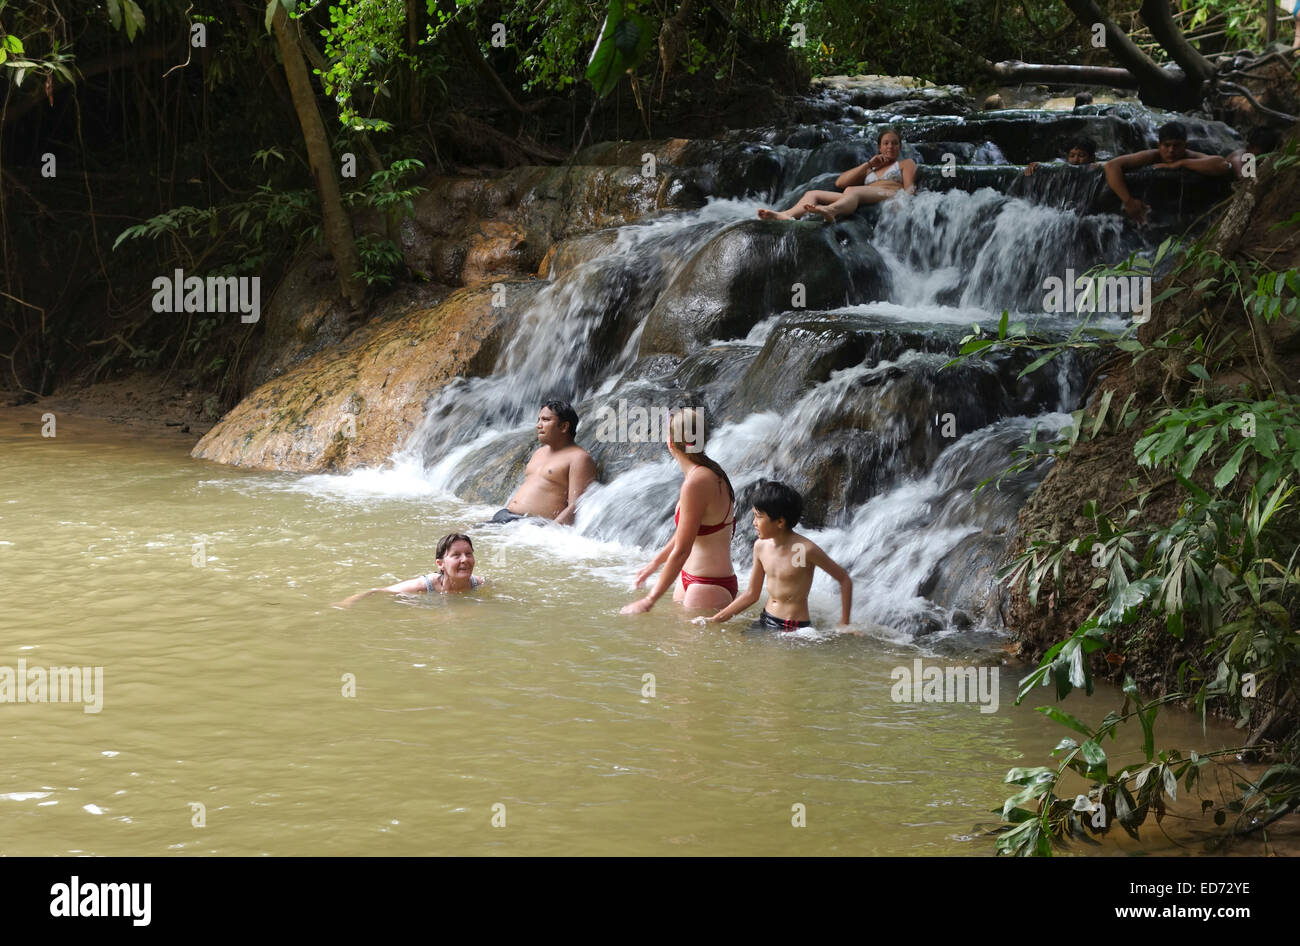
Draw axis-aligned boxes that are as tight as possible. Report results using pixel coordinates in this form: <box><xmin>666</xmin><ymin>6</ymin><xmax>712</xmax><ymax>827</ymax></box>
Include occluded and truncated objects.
<box><xmin>436</xmin><ymin>533</ymin><xmax>473</xmax><ymax>560</ymax></box>
<box><xmin>542</xmin><ymin>399</ymin><xmax>579</xmax><ymax>438</ymax></box>
<box><xmin>1156</xmin><ymin>121</ymin><xmax>1188</xmax><ymax>143</ymax></box>
<box><xmin>1066</xmin><ymin>136</ymin><xmax>1097</xmax><ymax>160</ymax></box>
<box><xmin>1247</xmin><ymin>126</ymin><xmax>1282</xmax><ymax>152</ymax></box>
<box><xmin>750</xmin><ymin>479</ymin><xmax>803</xmax><ymax>530</ymax></box>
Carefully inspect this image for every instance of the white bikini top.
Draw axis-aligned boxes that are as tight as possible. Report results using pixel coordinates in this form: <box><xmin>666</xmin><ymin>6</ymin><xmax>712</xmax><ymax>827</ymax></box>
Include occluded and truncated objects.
<box><xmin>422</xmin><ymin>573</ymin><xmax>484</xmax><ymax>592</ymax></box>
<box><xmin>865</xmin><ymin>162</ymin><xmax>903</xmax><ymax>184</ymax></box>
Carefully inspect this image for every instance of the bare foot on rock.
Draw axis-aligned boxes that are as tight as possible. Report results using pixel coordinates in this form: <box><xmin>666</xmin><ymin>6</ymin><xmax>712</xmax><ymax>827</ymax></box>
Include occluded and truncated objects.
<box><xmin>805</xmin><ymin>202</ymin><xmax>837</xmax><ymax>223</ymax></box>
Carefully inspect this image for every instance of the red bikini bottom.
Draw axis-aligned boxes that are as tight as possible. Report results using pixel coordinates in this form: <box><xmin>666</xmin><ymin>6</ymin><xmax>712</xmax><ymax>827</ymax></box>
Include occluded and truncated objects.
<box><xmin>680</xmin><ymin>569</ymin><xmax>738</xmax><ymax>598</ymax></box>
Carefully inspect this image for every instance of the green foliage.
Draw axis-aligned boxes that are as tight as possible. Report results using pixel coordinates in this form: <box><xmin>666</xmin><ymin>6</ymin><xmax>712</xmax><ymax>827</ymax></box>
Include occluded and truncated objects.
<box><xmin>1</xmin><ymin>3</ymin><xmax>76</xmax><ymax>87</ymax></box>
<box><xmin>586</xmin><ymin>0</ymin><xmax>655</xmax><ymax>99</ymax></box>
<box><xmin>776</xmin><ymin>0</ymin><xmax>1074</xmax><ymax>84</ymax></box>
<box><xmin>106</xmin><ymin>0</ymin><xmax>146</xmax><ymax>42</ymax></box>
<box><xmin>112</xmin><ymin>183</ymin><xmax>320</xmax><ymax>266</ymax></box>
<box><xmin>301</xmin><ymin>0</ymin><xmax>411</xmax><ymax>132</ymax></box>
<box><xmin>979</xmin><ymin>223</ymin><xmax>1300</xmax><ymax>854</ymax></box>
<box><xmin>499</xmin><ymin>0</ymin><xmax>598</xmax><ymax>91</ymax></box>
<box><xmin>344</xmin><ymin>156</ymin><xmax>425</xmax><ymax>286</ymax></box>
<box><xmin>114</xmin><ymin>151</ymin><xmax>425</xmax><ymax>271</ymax></box>
<box><xmin>352</xmin><ymin>233</ymin><xmax>405</xmax><ymax>287</ymax></box>
<box><xmin>1185</xmin><ymin>0</ymin><xmax>1277</xmax><ymax>51</ymax></box>
<box><xmin>994</xmin><ymin>680</ymin><xmax>1219</xmax><ymax>856</ymax></box>
<box><xmin>342</xmin><ymin>156</ymin><xmax>427</xmax><ymax>223</ymax></box>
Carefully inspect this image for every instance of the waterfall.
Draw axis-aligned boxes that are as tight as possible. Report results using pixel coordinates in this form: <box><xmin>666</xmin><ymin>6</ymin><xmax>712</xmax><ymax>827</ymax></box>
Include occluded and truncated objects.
<box><xmin>387</xmin><ymin>99</ymin><xmax>1235</xmax><ymax>632</ymax></box>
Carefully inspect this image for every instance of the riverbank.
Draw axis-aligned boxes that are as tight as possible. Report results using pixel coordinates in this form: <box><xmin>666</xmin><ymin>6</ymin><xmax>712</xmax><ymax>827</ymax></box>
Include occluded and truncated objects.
<box><xmin>2</xmin><ymin>371</ymin><xmax>215</xmax><ymax>443</ymax></box>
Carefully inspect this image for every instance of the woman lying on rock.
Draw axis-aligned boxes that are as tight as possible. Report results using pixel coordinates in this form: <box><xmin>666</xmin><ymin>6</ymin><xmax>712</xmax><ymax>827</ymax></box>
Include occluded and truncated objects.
<box><xmin>757</xmin><ymin>128</ymin><xmax>917</xmax><ymax>222</ymax></box>
<box><xmin>332</xmin><ymin>532</ymin><xmax>486</xmax><ymax>608</ymax></box>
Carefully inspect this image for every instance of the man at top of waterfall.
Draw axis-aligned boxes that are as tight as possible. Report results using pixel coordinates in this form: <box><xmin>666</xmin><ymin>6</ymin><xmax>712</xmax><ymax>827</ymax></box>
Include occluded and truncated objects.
<box><xmin>492</xmin><ymin>400</ymin><xmax>597</xmax><ymax>526</ymax></box>
<box><xmin>1104</xmin><ymin>121</ymin><xmax>1232</xmax><ymax>225</ymax></box>
<box><xmin>620</xmin><ymin>408</ymin><xmax>739</xmax><ymax>615</ymax></box>
<box><xmin>756</xmin><ymin>127</ymin><xmax>917</xmax><ymax>223</ymax></box>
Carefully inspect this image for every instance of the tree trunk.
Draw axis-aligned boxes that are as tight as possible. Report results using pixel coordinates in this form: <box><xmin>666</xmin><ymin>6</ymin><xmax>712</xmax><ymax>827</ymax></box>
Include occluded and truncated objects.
<box><xmin>1139</xmin><ymin>0</ymin><xmax>1215</xmax><ymax>81</ymax></box>
<box><xmin>405</xmin><ymin>0</ymin><xmax>424</xmax><ymax>121</ymax></box>
<box><xmin>988</xmin><ymin>60</ymin><xmax>1146</xmax><ymax>87</ymax></box>
<box><xmin>1059</xmin><ymin>0</ymin><xmax>1200</xmax><ymax>108</ymax></box>
<box><xmin>270</xmin><ymin>0</ymin><xmax>365</xmax><ymax>310</ymax></box>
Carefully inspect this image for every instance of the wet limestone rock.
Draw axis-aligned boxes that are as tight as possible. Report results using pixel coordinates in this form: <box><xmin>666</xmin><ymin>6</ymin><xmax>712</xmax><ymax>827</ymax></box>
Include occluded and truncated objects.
<box><xmin>638</xmin><ymin>218</ymin><xmax>891</xmax><ymax>357</ymax></box>
<box><xmin>461</xmin><ymin>220</ymin><xmax>531</xmax><ymax>286</ymax></box>
<box><xmin>192</xmin><ymin>280</ymin><xmax>544</xmax><ymax>473</ymax></box>
<box><xmin>241</xmin><ymin>250</ymin><xmax>370</xmax><ymax>394</ymax></box>
<box><xmin>405</xmin><ymin>160</ymin><xmax>691</xmax><ymax>287</ymax></box>
<box><xmin>537</xmin><ymin>230</ymin><xmax>622</xmax><ymax>279</ymax></box>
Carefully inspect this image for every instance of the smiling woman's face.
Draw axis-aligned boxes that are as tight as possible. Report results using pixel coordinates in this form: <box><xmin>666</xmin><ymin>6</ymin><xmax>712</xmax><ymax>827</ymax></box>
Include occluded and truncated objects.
<box><xmin>878</xmin><ymin>133</ymin><xmax>901</xmax><ymax>160</ymax></box>
<box><xmin>438</xmin><ymin>540</ymin><xmax>475</xmax><ymax>577</ymax></box>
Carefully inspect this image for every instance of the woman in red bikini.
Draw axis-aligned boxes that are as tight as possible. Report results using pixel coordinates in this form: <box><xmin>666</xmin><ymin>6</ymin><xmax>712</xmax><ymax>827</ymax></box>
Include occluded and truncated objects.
<box><xmin>621</xmin><ymin>408</ymin><xmax>738</xmax><ymax>615</ymax></box>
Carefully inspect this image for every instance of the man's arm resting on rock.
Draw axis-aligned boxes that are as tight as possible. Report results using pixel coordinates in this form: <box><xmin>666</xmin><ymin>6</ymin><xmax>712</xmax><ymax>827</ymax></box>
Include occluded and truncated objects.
<box><xmin>1169</xmin><ymin>155</ymin><xmax>1232</xmax><ymax>176</ymax></box>
<box><xmin>555</xmin><ymin>451</ymin><xmax>598</xmax><ymax>525</ymax></box>
<box><xmin>1104</xmin><ymin>150</ymin><xmax>1156</xmax><ymax>202</ymax></box>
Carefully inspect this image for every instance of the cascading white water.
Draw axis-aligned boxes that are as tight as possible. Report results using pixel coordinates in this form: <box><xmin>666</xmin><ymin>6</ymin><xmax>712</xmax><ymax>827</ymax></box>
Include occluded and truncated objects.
<box><xmin>389</xmin><ymin>180</ymin><xmax>1132</xmax><ymax>630</ymax></box>
<box><xmin>871</xmin><ymin>188</ymin><xmax>1132</xmax><ymax>311</ymax></box>
<box><xmin>372</xmin><ymin>104</ymin><xmax>1198</xmax><ymax>632</ymax></box>
<box><xmin>395</xmin><ymin>199</ymin><xmax>766</xmax><ymax>481</ymax></box>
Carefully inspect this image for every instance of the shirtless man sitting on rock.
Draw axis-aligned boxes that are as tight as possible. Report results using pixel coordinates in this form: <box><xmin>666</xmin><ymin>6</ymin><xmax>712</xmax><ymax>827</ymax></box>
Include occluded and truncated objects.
<box><xmin>491</xmin><ymin>399</ymin><xmax>597</xmax><ymax>526</ymax></box>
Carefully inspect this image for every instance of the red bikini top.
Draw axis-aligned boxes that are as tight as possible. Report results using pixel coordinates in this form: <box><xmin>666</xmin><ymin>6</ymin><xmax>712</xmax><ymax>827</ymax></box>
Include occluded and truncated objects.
<box><xmin>674</xmin><ymin>503</ymin><xmax>736</xmax><ymax>536</ymax></box>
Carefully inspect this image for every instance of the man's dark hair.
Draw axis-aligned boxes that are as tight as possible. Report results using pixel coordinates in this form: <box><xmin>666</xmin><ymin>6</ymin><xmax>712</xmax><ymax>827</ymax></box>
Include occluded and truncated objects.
<box><xmin>1247</xmin><ymin>126</ymin><xmax>1282</xmax><ymax>152</ymax></box>
<box><xmin>1066</xmin><ymin>136</ymin><xmax>1097</xmax><ymax>160</ymax></box>
<box><xmin>750</xmin><ymin>479</ymin><xmax>803</xmax><ymax>530</ymax></box>
<box><xmin>1156</xmin><ymin>121</ymin><xmax>1188</xmax><ymax>143</ymax></box>
<box><xmin>542</xmin><ymin>399</ymin><xmax>579</xmax><ymax>438</ymax></box>
<box><xmin>436</xmin><ymin>533</ymin><xmax>473</xmax><ymax>561</ymax></box>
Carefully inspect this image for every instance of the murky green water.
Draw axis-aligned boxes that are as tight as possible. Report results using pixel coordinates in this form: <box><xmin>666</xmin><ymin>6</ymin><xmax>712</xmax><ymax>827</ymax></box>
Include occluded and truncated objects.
<box><xmin>0</xmin><ymin>410</ymin><xmax>1237</xmax><ymax>855</ymax></box>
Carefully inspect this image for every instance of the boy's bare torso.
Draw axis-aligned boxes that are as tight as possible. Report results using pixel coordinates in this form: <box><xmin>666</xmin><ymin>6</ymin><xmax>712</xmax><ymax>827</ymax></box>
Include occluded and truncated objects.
<box><xmin>757</xmin><ymin>533</ymin><xmax>819</xmax><ymax>622</ymax></box>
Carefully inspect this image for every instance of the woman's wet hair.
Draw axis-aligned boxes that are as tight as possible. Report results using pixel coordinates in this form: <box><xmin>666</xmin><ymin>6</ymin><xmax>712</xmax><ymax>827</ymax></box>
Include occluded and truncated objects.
<box><xmin>877</xmin><ymin>126</ymin><xmax>901</xmax><ymax>145</ymax></box>
<box><xmin>436</xmin><ymin>533</ymin><xmax>474</xmax><ymax>561</ymax></box>
<box><xmin>750</xmin><ymin>479</ymin><xmax>803</xmax><ymax>529</ymax></box>
<box><xmin>1066</xmin><ymin>136</ymin><xmax>1097</xmax><ymax>160</ymax></box>
<box><xmin>668</xmin><ymin>408</ymin><xmax>734</xmax><ymax>507</ymax></box>
<box><xmin>542</xmin><ymin>398</ymin><xmax>579</xmax><ymax>438</ymax></box>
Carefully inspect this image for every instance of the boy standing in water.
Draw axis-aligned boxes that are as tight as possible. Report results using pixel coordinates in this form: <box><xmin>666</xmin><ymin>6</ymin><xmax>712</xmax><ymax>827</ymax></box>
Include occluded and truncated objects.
<box><xmin>700</xmin><ymin>480</ymin><xmax>853</xmax><ymax>631</ymax></box>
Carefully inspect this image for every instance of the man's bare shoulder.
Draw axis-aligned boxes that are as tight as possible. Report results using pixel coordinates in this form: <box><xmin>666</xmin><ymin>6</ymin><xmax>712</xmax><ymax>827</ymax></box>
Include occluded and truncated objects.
<box><xmin>788</xmin><ymin>530</ymin><xmax>818</xmax><ymax>550</ymax></box>
<box><xmin>555</xmin><ymin>443</ymin><xmax>595</xmax><ymax>467</ymax></box>
<box><xmin>1109</xmin><ymin>149</ymin><xmax>1158</xmax><ymax>166</ymax></box>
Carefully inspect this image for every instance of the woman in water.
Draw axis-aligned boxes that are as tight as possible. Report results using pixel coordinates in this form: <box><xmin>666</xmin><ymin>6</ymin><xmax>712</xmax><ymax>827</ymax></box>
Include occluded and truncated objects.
<box><xmin>621</xmin><ymin>409</ymin><xmax>738</xmax><ymax>614</ymax></box>
<box><xmin>332</xmin><ymin>532</ymin><xmax>486</xmax><ymax>608</ymax></box>
<box><xmin>756</xmin><ymin>128</ymin><xmax>917</xmax><ymax>222</ymax></box>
